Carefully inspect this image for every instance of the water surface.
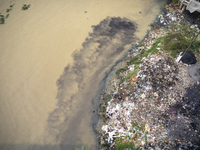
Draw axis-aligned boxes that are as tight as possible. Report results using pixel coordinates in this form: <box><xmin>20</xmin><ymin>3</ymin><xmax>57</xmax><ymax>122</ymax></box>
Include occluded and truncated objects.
<box><xmin>0</xmin><ymin>0</ymin><xmax>163</xmax><ymax>149</ymax></box>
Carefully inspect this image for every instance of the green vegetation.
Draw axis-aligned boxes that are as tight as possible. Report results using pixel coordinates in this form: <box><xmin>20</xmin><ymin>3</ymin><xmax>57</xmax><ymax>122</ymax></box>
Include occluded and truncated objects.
<box><xmin>121</xmin><ymin>37</ymin><xmax>163</xmax><ymax>82</ymax></box>
<box><xmin>125</xmin><ymin>66</ymin><xmax>138</xmax><ymax>81</ymax></box>
<box><xmin>0</xmin><ymin>4</ymin><xmax>14</xmax><ymax>25</ymax></box>
<box><xmin>6</xmin><ymin>14</ymin><xmax>9</xmax><ymax>19</ymax></box>
<box><xmin>132</xmin><ymin>122</ymin><xmax>145</xmax><ymax>132</ymax></box>
<box><xmin>6</xmin><ymin>9</ymin><xmax>10</xmax><ymax>13</ymax></box>
<box><xmin>0</xmin><ymin>15</ymin><xmax>5</xmax><ymax>24</ymax></box>
<box><xmin>98</xmin><ymin>94</ymin><xmax>112</xmax><ymax>122</ymax></box>
<box><xmin>173</xmin><ymin>0</ymin><xmax>179</xmax><ymax>3</ymax></box>
<box><xmin>126</xmin><ymin>56</ymin><xmax>140</xmax><ymax>66</ymax></box>
<box><xmin>75</xmin><ymin>145</ymin><xmax>88</xmax><ymax>150</ymax></box>
<box><xmin>115</xmin><ymin>138</ymin><xmax>140</xmax><ymax>150</ymax></box>
<box><xmin>22</xmin><ymin>4</ymin><xmax>30</xmax><ymax>10</ymax></box>
<box><xmin>123</xmin><ymin>56</ymin><xmax>141</xmax><ymax>81</ymax></box>
<box><xmin>139</xmin><ymin>43</ymin><xmax>145</xmax><ymax>47</ymax></box>
<box><xmin>142</xmin><ymin>37</ymin><xmax>162</xmax><ymax>58</ymax></box>
<box><xmin>161</xmin><ymin>24</ymin><xmax>200</xmax><ymax>57</ymax></box>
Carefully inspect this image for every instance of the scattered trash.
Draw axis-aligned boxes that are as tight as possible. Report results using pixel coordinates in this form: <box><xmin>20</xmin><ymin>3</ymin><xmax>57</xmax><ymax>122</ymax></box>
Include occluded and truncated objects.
<box><xmin>128</xmin><ymin>64</ymin><xmax>135</xmax><ymax>72</ymax></box>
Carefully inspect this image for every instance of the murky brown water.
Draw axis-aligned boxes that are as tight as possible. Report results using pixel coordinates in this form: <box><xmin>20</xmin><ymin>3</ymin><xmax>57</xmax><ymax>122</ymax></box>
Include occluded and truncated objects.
<box><xmin>0</xmin><ymin>0</ymin><xmax>164</xmax><ymax>149</ymax></box>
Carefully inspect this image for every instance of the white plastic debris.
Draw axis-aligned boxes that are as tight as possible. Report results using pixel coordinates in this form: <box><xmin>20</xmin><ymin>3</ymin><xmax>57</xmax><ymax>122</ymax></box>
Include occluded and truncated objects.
<box><xmin>128</xmin><ymin>64</ymin><xmax>135</xmax><ymax>72</ymax></box>
<box><xmin>102</xmin><ymin>125</ymin><xmax>109</xmax><ymax>133</ymax></box>
<box><xmin>176</xmin><ymin>52</ymin><xmax>183</xmax><ymax>63</ymax></box>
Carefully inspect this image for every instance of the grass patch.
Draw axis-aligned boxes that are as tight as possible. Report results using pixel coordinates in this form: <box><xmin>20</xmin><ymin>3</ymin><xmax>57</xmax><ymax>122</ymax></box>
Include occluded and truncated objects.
<box><xmin>161</xmin><ymin>24</ymin><xmax>200</xmax><ymax>57</ymax></box>
<box><xmin>124</xmin><ymin>56</ymin><xmax>140</xmax><ymax>81</ymax></box>
<box><xmin>126</xmin><ymin>56</ymin><xmax>140</xmax><ymax>66</ymax></box>
<box><xmin>142</xmin><ymin>37</ymin><xmax>162</xmax><ymax>58</ymax></box>
<box><xmin>115</xmin><ymin>138</ymin><xmax>140</xmax><ymax>150</ymax></box>
<box><xmin>125</xmin><ymin>67</ymin><xmax>139</xmax><ymax>81</ymax></box>
<box><xmin>132</xmin><ymin>122</ymin><xmax>145</xmax><ymax>132</ymax></box>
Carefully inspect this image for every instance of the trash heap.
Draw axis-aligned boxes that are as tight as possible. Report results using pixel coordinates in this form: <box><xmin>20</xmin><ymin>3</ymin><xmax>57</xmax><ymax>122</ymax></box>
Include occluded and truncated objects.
<box><xmin>99</xmin><ymin>2</ymin><xmax>200</xmax><ymax>149</ymax></box>
<box><xmin>100</xmin><ymin>51</ymin><xmax>200</xmax><ymax>149</ymax></box>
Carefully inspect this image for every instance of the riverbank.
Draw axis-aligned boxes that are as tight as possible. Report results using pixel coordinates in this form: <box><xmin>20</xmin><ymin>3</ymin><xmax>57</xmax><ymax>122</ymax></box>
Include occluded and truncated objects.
<box><xmin>97</xmin><ymin>1</ymin><xmax>200</xmax><ymax>149</ymax></box>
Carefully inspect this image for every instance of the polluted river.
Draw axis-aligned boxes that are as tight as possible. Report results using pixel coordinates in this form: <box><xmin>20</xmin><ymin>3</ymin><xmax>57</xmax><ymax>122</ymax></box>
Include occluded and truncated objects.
<box><xmin>0</xmin><ymin>0</ymin><xmax>164</xmax><ymax>149</ymax></box>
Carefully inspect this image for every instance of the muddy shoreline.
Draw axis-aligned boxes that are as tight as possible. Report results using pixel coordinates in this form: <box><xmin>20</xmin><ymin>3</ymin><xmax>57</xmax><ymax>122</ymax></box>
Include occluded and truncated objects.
<box><xmin>93</xmin><ymin>11</ymin><xmax>165</xmax><ymax>150</ymax></box>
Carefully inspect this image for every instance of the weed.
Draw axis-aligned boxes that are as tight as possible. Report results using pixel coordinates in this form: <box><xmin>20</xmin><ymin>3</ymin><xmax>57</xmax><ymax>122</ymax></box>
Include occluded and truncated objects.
<box><xmin>142</xmin><ymin>37</ymin><xmax>161</xmax><ymax>58</ymax></box>
<box><xmin>132</xmin><ymin>121</ymin><xmax>145</xmax><ymax>132</ymax></box>
<box><xmin>115</xmin><ymin>138</ymin><xmax>139</xmax><ymax>150</ymax></box>
<box><xmin>126</xmin><ymin>56</ymin><xmax>140</xmax><ymax>66</ymax></box>
<box><xmin>75</xmin><ymin>145</ymin><xmax>88</xmax><ymax>150</ymax></box>
<box><xmin>6</xmin><ymin>14</ymin><xmax>9</xmax><ymax>19</ymax></box>
<box><xmin>173</xmin><ymin>0</ymin><xmax>179</xmax><ymax>3</ymax></box>
<box><xmin>22</xmin><ymin>4</ymin><xmax>30</xmax><ymax>10</ymax></box>
<box><xmin>125</xmin><ymin>67</ymin><xmax>138</xmax><ymax>81</ymax></box>
<box><xmin>161</xmin><ymin>24</ymin><xmax>199</xmax><ymax>57</ymax></box>
<box><xmin>0</xmin><ymin>16</ymin><xmax>5</xmax><ymax>24</ymax></box>
<box><xmin>139</xmin><ymin>43</ymin><xmax>145</xmax><ymax>47</ymax></box>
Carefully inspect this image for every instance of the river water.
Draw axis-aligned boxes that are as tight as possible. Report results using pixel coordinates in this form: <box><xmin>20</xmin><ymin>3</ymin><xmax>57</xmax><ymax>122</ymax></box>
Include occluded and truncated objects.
<box><xmin>0</xmin><ymin>0</ymin><xmax>164</xmax><ymax>149</ymax></box>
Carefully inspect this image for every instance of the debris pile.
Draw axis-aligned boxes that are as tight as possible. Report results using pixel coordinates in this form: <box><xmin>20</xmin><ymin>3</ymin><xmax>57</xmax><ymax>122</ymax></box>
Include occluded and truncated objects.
<box><xmin>100</xmin><ymin>51</ymin><xmax>200</xmax><ymax>149</ymax></box>
<box><xmin>98</xmin><ymin>2</ymin><xmax>200</xmax><ymax>150</ymax></box>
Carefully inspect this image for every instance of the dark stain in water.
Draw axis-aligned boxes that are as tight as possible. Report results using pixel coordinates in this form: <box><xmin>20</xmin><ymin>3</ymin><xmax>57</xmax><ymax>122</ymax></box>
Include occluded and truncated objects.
<box><xmin>45</xmin><ymin>17</ymin><xmax>139</xmax><ymax>149</ymax></box>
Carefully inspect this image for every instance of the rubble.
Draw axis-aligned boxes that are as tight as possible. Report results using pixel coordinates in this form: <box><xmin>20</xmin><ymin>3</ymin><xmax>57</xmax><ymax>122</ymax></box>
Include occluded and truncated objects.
<box><xmin>100</xmin><ymin>50</ymin><xmax>198</xmax><ymax>148</ymax></box>
<box><xmin>98</xmin><ymin>1</ymin><xmax>200</xmax><ymax>150</ymax></box>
